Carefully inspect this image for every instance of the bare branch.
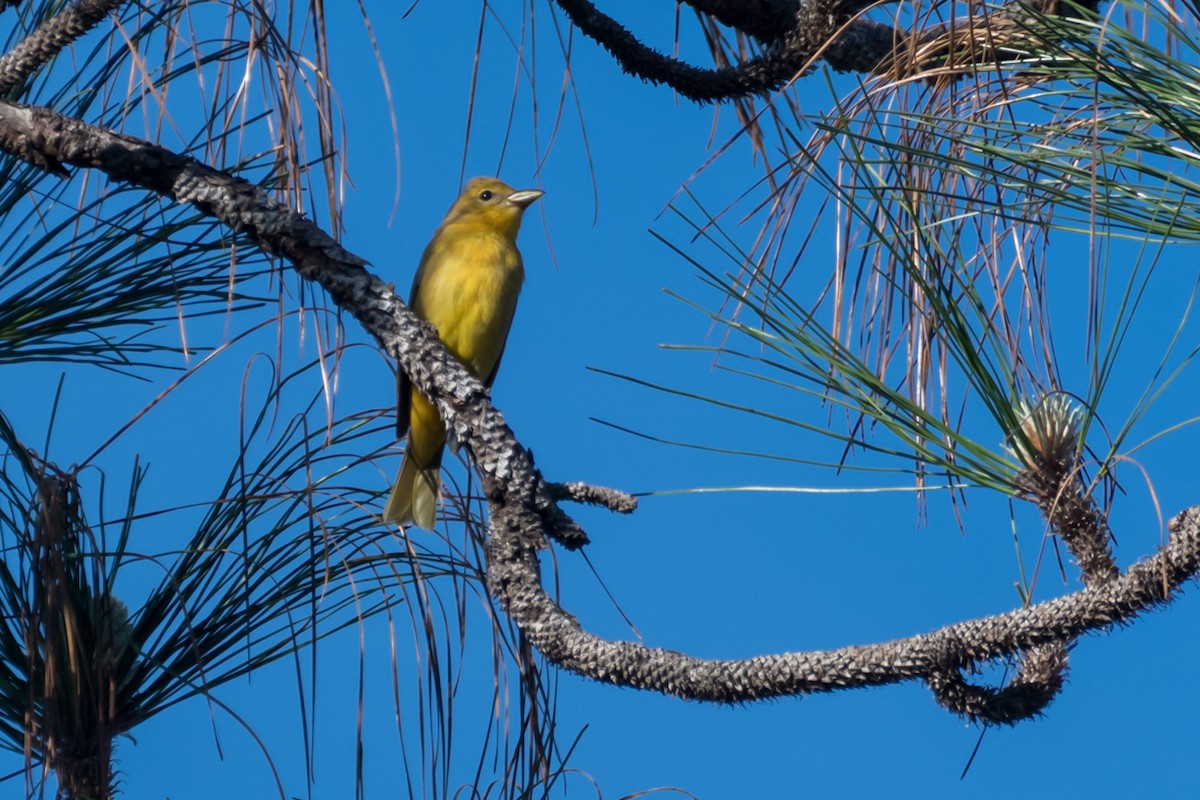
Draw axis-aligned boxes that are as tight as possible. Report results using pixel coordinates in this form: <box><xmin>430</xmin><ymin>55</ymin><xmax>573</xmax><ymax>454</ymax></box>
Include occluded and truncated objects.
<box><xmin>551</xmin><ymin>0</ymin><xmax>895</xmax><ymax>102</ymax></box>
<box><xmin>546</xmin><ymin>481</ymin><xmax>637</xmax><ymax>513</ymax></box>
<box><xmin>487</xmin><ymin>500</ymin><xmax>1200</xmax><ymax>722</ymax></box>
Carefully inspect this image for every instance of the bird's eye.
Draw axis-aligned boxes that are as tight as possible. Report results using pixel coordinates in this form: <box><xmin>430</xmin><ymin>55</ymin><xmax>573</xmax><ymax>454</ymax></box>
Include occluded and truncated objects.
<box><xmin>478</xmin><ymin>190</ymin><xmax>494</xmax><ymax>202</ymax></box>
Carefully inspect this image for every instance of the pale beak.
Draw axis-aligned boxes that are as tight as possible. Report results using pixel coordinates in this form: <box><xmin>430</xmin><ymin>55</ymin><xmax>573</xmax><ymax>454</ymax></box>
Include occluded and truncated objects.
<box><xmin>507</xmin><ymin>189</ymin><xmax>544</xmax><ymax>209</ymax></box>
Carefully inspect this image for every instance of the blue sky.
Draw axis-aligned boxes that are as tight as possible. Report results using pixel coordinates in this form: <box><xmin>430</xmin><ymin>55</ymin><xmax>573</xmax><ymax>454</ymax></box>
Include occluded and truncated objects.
<box><xmin>2</xmin><ymin>2</ymin><xmax>1199</xmax><ymax>798</ymax></box>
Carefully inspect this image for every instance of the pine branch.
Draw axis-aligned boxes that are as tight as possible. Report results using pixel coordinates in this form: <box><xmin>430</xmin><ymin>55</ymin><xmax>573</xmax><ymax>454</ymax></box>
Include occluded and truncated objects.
<box><xmin>0</xmin><ymin>95</ymin><xmax>1195</xmax><ymax>726</ymax></box>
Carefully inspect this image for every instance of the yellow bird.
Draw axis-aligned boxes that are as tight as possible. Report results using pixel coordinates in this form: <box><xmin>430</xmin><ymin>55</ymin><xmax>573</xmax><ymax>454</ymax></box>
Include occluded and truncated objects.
<box><xmin>384</xmin><ymin>177</ymin><xmax>543</xmax><ymax>529</ymax></box>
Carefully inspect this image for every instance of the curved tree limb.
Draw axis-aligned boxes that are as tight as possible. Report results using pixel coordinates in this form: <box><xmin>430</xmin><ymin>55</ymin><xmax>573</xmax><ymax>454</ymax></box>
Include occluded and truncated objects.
<box><xmin>0</xmin><ymin>95</ymin><xmax>1195</xmax><ymax>726</ymax></box>
<box><xmin>551</xmin><ymin>0</ymin><xmax>811</xmax><ymax>101</ymax></box>
<box><xmin>552</xmin><ymin>0</ymin><xmax>897</xmax><ymax>102</ymax></box>
<box><xmin>488</xmin><ymin>500</ymin><xmax>1200</xmax><ymax>706</ymax></box>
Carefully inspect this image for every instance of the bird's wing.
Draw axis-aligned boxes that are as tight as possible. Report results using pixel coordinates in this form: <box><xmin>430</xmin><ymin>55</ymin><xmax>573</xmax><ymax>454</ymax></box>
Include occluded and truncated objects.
<box><xmin>484</xmin><ymin>296</ymin><xmax>519</xmax><ymax>388</ymax></box>
<box><xmin>397</xmin><ymin>242</ymin><xmax>435</xmax><ymax>440</ymax></box>
<box><xmin>396</xmin><ymin>370</ymin><xmax>411</xmax><ymax>439</ymax></box>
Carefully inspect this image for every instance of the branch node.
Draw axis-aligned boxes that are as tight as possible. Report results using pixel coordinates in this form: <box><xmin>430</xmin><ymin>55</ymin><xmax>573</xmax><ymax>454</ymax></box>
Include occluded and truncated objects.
<box><xmin>927</xmin><ymin>641</ymin><xmax>1069</xmax><ymax>724</ymax></box>
<box><xmin>546</xmin><ymin>481</ymin><xmax>638</xmax><ymax>514</ymax></box>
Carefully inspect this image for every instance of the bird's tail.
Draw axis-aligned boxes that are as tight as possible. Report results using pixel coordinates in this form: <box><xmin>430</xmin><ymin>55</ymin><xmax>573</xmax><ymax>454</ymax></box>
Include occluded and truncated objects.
<box><xmin>383</xmin><ymin>451</ymin><xmax>441</xmax><ymax>529</ymax></box>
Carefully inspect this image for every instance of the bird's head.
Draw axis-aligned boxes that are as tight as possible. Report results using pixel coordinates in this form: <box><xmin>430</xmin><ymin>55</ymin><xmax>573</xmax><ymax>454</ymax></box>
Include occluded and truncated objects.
<box><xmin>443</xmin><ymin>177</ymin><xmax>543</xmax><ymax>239</ymax></box>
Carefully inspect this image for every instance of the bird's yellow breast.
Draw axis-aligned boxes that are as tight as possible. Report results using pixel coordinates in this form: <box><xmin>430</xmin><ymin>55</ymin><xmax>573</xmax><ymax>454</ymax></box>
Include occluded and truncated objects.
<box><xmin>412</xmin><ymin>221</ymin><xmax>524</xmax><ymax>381</ymax></box>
